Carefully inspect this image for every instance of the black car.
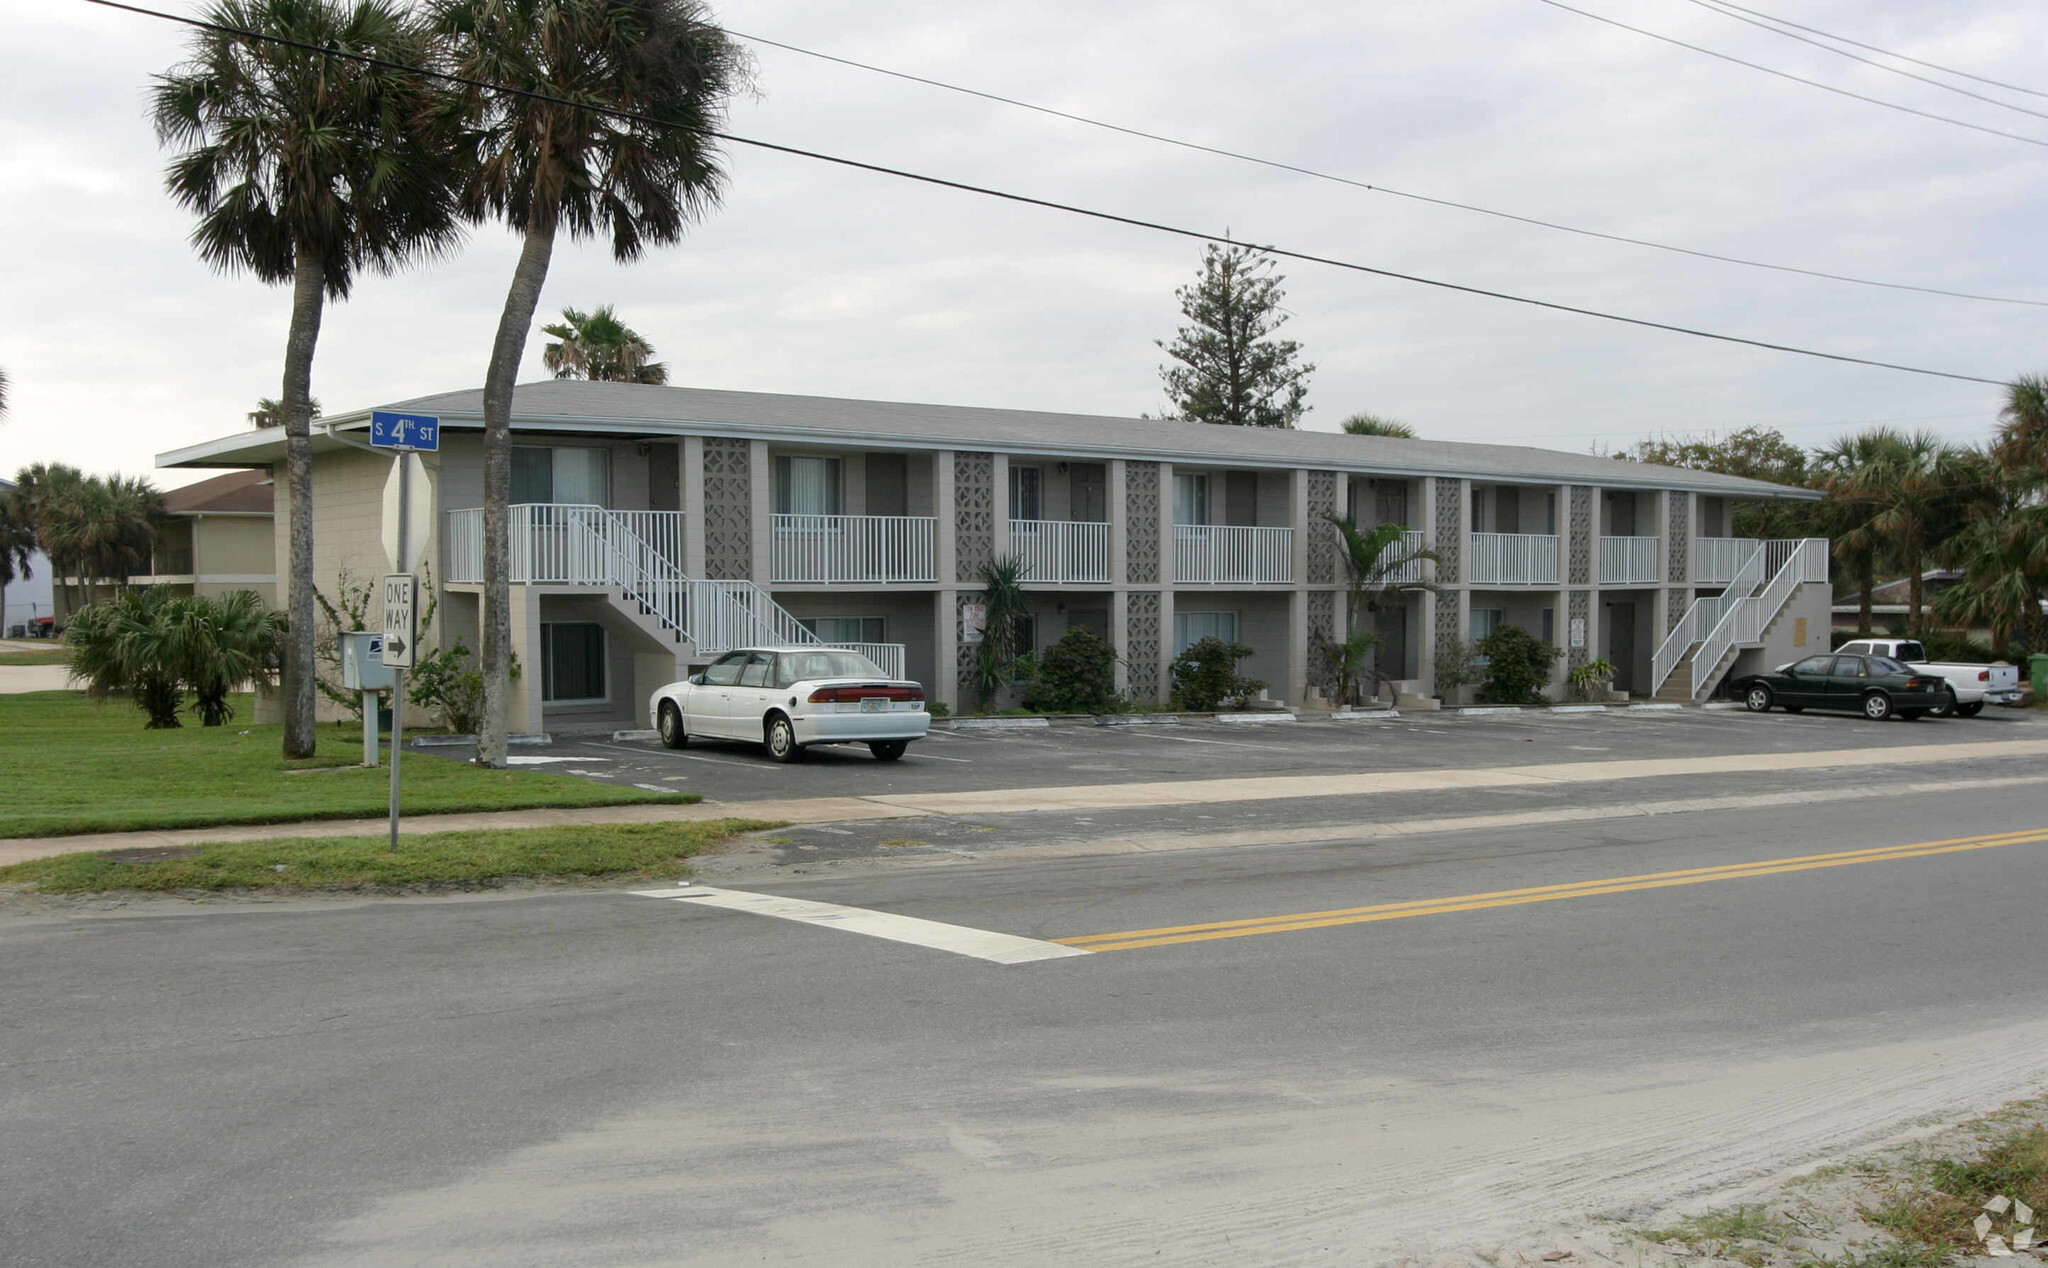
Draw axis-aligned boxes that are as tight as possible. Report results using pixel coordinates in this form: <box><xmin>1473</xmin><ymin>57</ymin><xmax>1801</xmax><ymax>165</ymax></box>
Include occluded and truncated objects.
<box><xmin>1734</xmin><ymin>653</ymin><xmax>1951</xmax><ymax>721</ymax></box>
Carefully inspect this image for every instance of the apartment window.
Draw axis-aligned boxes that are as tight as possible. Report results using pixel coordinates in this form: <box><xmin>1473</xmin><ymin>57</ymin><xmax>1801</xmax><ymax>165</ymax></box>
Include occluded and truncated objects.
<box><xmin>1470</xmin><ymin>608</ymin><xmax>1505</xmax><ymax>642</ymax></box>
<box><xmin>1009</xmin><ymin>466</ymin><xmax>1042</xmax><ymax>521</ymax></box>
<box><xmin>774</xmin><ymin>455</ymin><xmax>843</xmax><ymax>516</ymax></box>
<box><xmin>1174</xmin><ymin>610</ymin><xmax>1238</xmax><ymax>654</ymax></box>
<box><xmin>512</xmin><ymin>446</ymin><xmax>611</xmax><ymax>505</ymax></box>
<box><xmin>1173</xmin><ymin>473</ymin><xmax>1210</xmax><ymax>526</ymax></box>
<box><xmin>541</xmin><ymin>622</ymin><xmax>606</xmax><ymax>703</ymax></box>
<box><xmin>1542</xmin><ymin>607</ymin><xmax>1555</xmax><ymax>644</ymax></box>
<box><xmin>797</xmin><ymin>616</ymin><xmax>885</xmax><ymax>644</ymax></box>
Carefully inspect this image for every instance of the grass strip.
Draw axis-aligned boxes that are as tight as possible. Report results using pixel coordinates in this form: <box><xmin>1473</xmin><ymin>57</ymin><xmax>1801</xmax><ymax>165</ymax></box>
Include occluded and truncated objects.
<box><xmin>1863</xmin><ymin>1105</ymin><xmax>2048</xmax><ymax>1259</ymax></box>
<box><xmin>0</xmin><ymin>690</ymin><xmax>685</xmax><ymax>837</ymax></box>
<box><xmin>0</xmin><ymin>649</ymin><xmax>72</xmax><ymax>666</ymax></box>
<box><xmin>0</xmin><ymin>819</ymin><xmax>779</xmax><ymax>893</ymax></box>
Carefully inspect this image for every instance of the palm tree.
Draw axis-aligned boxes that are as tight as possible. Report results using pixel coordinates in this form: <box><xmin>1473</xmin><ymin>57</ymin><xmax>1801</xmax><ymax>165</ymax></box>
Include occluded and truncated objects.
<box><xmin>1323</xmin><ymin>513</ymin><xmax>1437</xmax><ymax>698</ymax></box>
<box><xmin>176</xmin><ymin>590</ymin><xmax>288</xmax><ymax>725</ymax></box>
<box><xmin>1995</xmin><ymin>373</ymin><xmax>2048</xmax><ymax>475</ymax></box>
<box><xmin>973</xmin><ymin>557</ymin><xmax>1030</xmax><ymax>713</ymax></box>
<box><xmin>0</xmin><ymin>482</ymin><xmax>35</xmax><ymax>625</ymax></box>
<box><xmin>13</xmin><ymin>463</ymin><xmax>84</xmax><ymax>614</ymax></box>
<box><xmin>67</xmin><ymin>588</ymin><xmax>189</xmax><ymax>728</ymax></box>
<box><xmin>432</xmin><ymin>0</ymin><xmax>748</xmax><ymax>767</ymax></box>
<box><xmin>542</xmin><ymin>306</ymin><xmax>669</xmax><ymax>383</ymax></box>
<box><xmin>0</xmin><ymin>367</ymin><xmax>10</xmax><ymax>419</ymax></box>
<box><xmin>153</xmin><ymin>0</ymin><xmax>463</xmax><ymax>758</ymax></box>
<box><xmin>38</xmin><ymin>474</ymin><xmax>160</xmax><ymax>608</ymax></box>
<box><xmin>249</xmin><ymin>397</ymin><xmax>321</xmax><ymax>429</ymax></box>
<box><xmin>1813</xmin><ymin>428</ymin><xmax>1969</xmax><ymax>638</ymax></box>
<box><xmin>1340</xmin><ymin>413</ymin><xmax>1416</xmax><ymax>438</ymax></box>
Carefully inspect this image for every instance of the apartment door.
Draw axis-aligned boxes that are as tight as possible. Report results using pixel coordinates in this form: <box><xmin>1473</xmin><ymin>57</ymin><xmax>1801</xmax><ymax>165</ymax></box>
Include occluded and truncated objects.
<box><xmin>865</xmin><ymin>453</ymin><xmax>908</xmax><ymax>517</ymax></box>
<box><xmin>1374</xmin><ymin>480</ymin><xmax>1409</xmax><ymax>529</ymax></box>
<box><xmin>1372</xmin><ymin>605</ymin><xmax>1408</xmax><ymax>686</ymax></box>
<box><xmin>1225</xmin><ymin>471</ymin><xmax>1259</xmax><ymax>527</ymax></box>
<box><xmin>1605</xmin><ymin>602</ymin><xmax>1636</xmax><ymax>693</ymax></box>
<box><xmin>1070</xmin><ymin>464</ymin><xmax>1107</xmax><ymax>522</ymax></box>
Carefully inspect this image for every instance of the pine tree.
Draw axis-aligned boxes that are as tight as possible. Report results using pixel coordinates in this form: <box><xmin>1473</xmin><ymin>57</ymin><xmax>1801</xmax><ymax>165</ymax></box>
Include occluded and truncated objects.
<box><xmin>1156</xmin><ymin>242</ymin><xmax>1314</xmax><ymax>428</ymax></box>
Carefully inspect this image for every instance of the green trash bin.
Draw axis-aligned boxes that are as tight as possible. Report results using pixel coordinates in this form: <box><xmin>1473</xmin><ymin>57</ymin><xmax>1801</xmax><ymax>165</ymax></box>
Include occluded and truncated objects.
<box><xmin>2031</xmin><ymin>654</ymin><xmax>2048</xmax><ymax>702</ymax></box>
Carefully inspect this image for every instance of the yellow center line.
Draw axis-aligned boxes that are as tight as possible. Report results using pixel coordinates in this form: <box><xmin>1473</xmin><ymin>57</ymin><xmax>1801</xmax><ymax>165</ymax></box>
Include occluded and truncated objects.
<box><xmin>1057</xmin><ymin>827</ymin><xmax>2048</xmax><ymax>953</ymax></box>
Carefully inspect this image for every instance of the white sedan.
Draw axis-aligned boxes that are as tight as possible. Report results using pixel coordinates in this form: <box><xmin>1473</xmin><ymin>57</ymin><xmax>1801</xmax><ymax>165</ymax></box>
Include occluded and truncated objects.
<box><xmin>649</xmin><ymin>646</ymin><xmax>931</xmax><ymax>763</ymax></box>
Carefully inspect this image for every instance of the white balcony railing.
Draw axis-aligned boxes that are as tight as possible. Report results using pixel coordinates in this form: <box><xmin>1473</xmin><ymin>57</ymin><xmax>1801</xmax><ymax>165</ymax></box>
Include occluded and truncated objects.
<box><xmin>1598</xmin><ymin>536</ymin><xmax>1660</xmax><ymax>584</ymax></box>
<box><xmin>445</xmin><ymin>504</ymin><xmax>683</xmax><ymax>584</ymax></box>
<box><xmin>1173</xmin><ymin>524</ymin><xmax>1294</xmax><ymax>584</ymax></box>
<box><xmin>1468</xmin><ymin>532</ymin><xmax>1559</xmax><ymax>585</ymax></box>
<box><xmin>1694</xmin><ymin>537</ymin><xmax>1763</xmax><ymax>585</ymax></box>
<box><xmin>1011</xmin><ymin>519</ymin><xmax>1111</xmax><ymax>583</ymax></box>
<box><xmin>1385</xmin><ymin>530</ymin><xmax>1429</xmax><ymax>584</ymax></box>
<box><xmin>771</xmin><ymin>514</ymin><xmax>936</xmax><ymax>584</ymax></box>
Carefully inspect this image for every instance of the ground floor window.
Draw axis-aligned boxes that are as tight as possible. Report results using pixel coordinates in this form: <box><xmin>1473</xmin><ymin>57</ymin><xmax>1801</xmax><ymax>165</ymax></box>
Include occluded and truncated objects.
<box><xmin>541</xmin><ymin>622</ymin><xmax>607</xmax><ymax>703</ymax></box>
<box><xmin>1174</xmin><ymin>610</ymin><xmax>1238</xmax><ymax>654</ymax></box>
<box><xmin>1470</xmin><ymin>608</ymin><xmax>1505</xmax><ymax>642</ymax></box>
<box><xmin>797</xmin><ymin>616</ymin><xmax>885</xmax><ymax>643</ymax></box>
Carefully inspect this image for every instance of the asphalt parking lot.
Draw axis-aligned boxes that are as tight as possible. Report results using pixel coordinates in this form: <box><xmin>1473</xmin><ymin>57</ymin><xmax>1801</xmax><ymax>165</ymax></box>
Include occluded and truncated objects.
<box><xmin>493</xmin><ymin>702</ymin><xmax>2048</xmax><ymax>803</ymax></box>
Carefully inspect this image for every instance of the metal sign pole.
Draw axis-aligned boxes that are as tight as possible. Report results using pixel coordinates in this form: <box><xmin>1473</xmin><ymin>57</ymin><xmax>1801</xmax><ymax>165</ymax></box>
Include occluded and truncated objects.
<box><xmin>362</xmin><ymin>689</ymin><xmax>379</xmax><ymax>767</ymax></box>
<box><xmin>389</xmin><ymin>450</ymin><xmax>408</xmax><ymax>851</ymax></box>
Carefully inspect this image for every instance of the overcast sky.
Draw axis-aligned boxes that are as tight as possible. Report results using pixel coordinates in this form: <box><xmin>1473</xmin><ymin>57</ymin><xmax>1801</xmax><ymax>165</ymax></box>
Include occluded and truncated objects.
<box><xmin>2</xmin><ymin>0</ymin><xmax>2043</xmax><ymax>489</ymax></box>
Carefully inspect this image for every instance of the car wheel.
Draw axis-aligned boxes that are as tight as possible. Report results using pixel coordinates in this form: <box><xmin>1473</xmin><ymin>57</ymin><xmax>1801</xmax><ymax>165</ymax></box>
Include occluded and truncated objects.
<box><xmin>765</xmin><ymin>714</ymin><xmax>803</xmax><ymax>762</ymax></box>
<box><xmin>658</xmin><ymin>702</ymin><xmax>688</xmax><ymax>749</ymax></box>
<box><xmin>1956</xmin><ymin>701</ymin><xmax>1985</xmax><ymax>718</ymax></box>
<box><xmin>1744</xmin><ymin>685</ymin><xmax>1773</xmax><ymax>712</ymax></box>
<box><xmin>869</xmin><ymin>740</ymin><xmax>908</xmax><ymax>762</ymax></box>
<box><xmin>1863</xmin><ymin>692</ymin><xmax>1894</xmax><ymax>721</ymax></box>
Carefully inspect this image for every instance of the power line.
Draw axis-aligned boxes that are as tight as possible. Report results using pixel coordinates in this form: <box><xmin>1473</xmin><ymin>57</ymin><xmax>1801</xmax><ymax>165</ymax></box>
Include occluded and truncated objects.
<box><xmin>1701</xmin><ymin>0</ymin><xmax>2048</xmax><ymax>101</ymax></box>
<box><xmin>1679</xmin><ymin>0</ymin><xmax>2048</xmax><ymax>122</ymax></box>
<box><xmin>1530</xmin><ymin>0</ymin><xmax>2048</xmax><ymax>149</ymax></box>
<box><xmin>728</xmin><ymin>27</ymin><xmax>2048</xmax><ymax>310</ymax></box>
<box><xmin>78</xmin><ymin>0</ymin><xmax>2011</xmax><ymax>388</ymax></box>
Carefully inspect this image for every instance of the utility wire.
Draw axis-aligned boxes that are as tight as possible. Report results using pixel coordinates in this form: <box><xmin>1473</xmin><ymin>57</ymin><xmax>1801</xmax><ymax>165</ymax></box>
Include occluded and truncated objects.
<box><xmin>78</xmin><ymin>0</ymin><xmax>2010</xmax><ymax>387</ymax></box>
<box><xmin>728</xmin><ymin>27</ymin><xmax>2048</xmax><ymax>309</ymax></box>
<box><xmin>1680</xmin><ymin>0</ymin><xmax>2048</xmax><ymax>122</ymax></box>
<box><xmin>1530</xmin><ymin>0</ymin><xmax>2048</xmax><ymax>149</ymax></box>
<box><xmin>1701</xmin><ymin>0</ymin><xmax>2048</xmax><ymax>100</ymax></box>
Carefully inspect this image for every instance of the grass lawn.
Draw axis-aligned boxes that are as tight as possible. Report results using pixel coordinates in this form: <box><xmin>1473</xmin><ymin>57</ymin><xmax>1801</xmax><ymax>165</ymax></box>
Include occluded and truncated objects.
<box><xmin>0</xmin><ymin>690</ymin><xmax>689</xmax><ymax>837</ymax></box>
<box><xmin>0</xmin><ymin>819</ymin><xmax>775</xmax><ymax>893</ymax></box>
<box><xmin>0</xmin><ymin>648</ymin><xmax>71</xmax><ymax>665</ymax></box>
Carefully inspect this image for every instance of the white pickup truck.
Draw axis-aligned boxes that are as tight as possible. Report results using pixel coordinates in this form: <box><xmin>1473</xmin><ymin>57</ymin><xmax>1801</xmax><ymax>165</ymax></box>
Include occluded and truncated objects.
<box><xmin>1833</xmin><ymin>638</ymin><xmax>2023</xmax><ymax>716</ymax></box>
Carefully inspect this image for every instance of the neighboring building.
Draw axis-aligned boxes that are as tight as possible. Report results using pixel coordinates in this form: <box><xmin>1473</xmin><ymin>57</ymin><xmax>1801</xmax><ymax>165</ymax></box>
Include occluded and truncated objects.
<box><xmin>157</xmin><ymin>381</ymin><xmax>1828</xmax><ymax>729</ymax></box>
<box><xmin>129</xmin><ymin>469</ymin><xmax>279</xmax><ymax>606</ymax></box>
<box><xmin>0</xmin><ymin>477</ymin><xmax>55</xmax><ymax>637</ymax></box>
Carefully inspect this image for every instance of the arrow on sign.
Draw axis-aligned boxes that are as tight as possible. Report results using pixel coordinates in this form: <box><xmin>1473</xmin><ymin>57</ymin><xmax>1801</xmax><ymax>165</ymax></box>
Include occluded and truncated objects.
<box><xmin>385</xmin><ymin>636</ymin><xmax>406</xmax><ymax>657</ymax></box>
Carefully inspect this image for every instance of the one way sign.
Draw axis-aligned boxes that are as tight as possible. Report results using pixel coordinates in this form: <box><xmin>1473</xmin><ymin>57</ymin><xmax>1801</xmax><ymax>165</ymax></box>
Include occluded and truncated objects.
<box><xmin>381</xmin><ymin>574</ymin><xmax>418</xmax><ymax>669</ymax></box>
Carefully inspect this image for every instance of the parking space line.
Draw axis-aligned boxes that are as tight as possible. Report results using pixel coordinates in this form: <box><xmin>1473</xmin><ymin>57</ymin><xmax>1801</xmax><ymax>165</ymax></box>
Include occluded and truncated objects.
<box><xmin>628</xmin><ymin>886</ymin><xmax>1091</xmax><ymax>965</ymax></box>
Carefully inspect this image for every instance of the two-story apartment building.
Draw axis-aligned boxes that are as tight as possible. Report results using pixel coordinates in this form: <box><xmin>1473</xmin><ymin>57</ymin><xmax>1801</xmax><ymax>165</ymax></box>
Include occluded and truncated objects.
<box><xmin>157</xmin><ymin>382</ymin><xmax>1827</xmax><ymax>730</ymax></box>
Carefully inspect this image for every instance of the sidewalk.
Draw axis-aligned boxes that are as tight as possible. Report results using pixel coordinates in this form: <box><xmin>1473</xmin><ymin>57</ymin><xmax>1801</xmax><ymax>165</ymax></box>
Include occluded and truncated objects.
<box><xmin>7</xmin><ymin>736</ymin><xmax>2047</xmax><ymax>870</ymax></box>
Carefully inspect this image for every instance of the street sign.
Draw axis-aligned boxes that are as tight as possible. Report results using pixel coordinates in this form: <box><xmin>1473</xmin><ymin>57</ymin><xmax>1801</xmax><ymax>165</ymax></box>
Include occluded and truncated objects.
<box><xmin>369</xmin><ymin>410</ymin><xmax>440</xmax><ymax>451</ymax></box>
<box><xmin>380</xmin><ymin>452</ymin><xmax>433</xmax><ymax>573</ymax></box>
<box><xmin>380</xmin><ymin>574</ymin><xmax>418</xmax><ymax>668</ymax></box>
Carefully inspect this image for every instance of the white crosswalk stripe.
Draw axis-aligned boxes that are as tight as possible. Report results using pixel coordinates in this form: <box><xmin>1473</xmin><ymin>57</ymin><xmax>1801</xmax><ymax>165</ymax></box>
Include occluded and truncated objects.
<box><xmin>629</xmin><ymin>886</ymin><xmax>1092</xmax><ymax>965</ymax></box>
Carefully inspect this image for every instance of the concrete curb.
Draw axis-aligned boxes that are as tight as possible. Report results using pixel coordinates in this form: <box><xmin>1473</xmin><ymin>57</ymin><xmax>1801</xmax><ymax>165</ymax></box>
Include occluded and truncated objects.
<box><xmin>1548</xmin><ymin>705</ymin><xmax>1607</xmax><ymax>714</ymax></box>
<box><xmin>1093</xmin><ymin>714</ymin><xmax>1182</xmax><ymax>727</ymax></box>
<box><xmin>1627</xmin><ymin>704</ymin><xmax>1684</xmax><ymax>712</ymax></box>
<box><xmin>612</xmin><ymin>729</ymin><xmax>659</xmax><ymax>742</ymax></box>
<box><xmin>949</xmin><ymin>717</ymin><xmax>1051</xmax><ymax>731</ymax></box>
<box><xmin>1215</xmin><ymin>711</ymin><xmax>1298</xmax><ymax>725</ymax></box>
<box><xmin>1328</xmin><ymin>710</ymin><xmax>1401</xmax><ymax>722</ymax></box>
<box><xmin>1458</xmin><ymin>706</ymin><xmax>1523</xmax><ymax>716</ymax></box>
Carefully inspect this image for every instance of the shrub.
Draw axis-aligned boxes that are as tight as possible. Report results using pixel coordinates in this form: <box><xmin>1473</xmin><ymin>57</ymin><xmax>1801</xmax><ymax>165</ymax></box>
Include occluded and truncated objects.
<box><xmin>1311</xmin><ymin>629</ymin><xmax>1381</xmax><ymax>706</ymax></box>
<box><xmin>1477</xmin><ymin>624</ymin><xmax>1561</xmax><ymax>704</ymax></box>
<box><xmin>408</xmin><ymin>636</ymin><xmax>518</xmax><ymax>734</ymax></box>
<box><xmin>66</xmin><ymin>588</ymin><xmax>283</xmax><ymax>728</ymax></box>
<box><xmin>1432</xmin><ymin>639</ymin><xmax>1482</xmax><ymax>697</ymax></box>
<box><xmin>1917</xmin><ymin>631</ymin><xmax>1995</xmax><ymax>663</ymax></box>
<box><xmin>1566</xmin><ymin>657</ymin><xmax>1617</xmax><ymax>701</ymax></box>
<box><xmin>1022</xmin><ymin>626</ymin><xmax>1122</xmax><ymax>714</ymax></box>
<box><xmin>1170</xmin><ymin>637</ymin><xmax>1263</xmax><ymax>711</ymax></box>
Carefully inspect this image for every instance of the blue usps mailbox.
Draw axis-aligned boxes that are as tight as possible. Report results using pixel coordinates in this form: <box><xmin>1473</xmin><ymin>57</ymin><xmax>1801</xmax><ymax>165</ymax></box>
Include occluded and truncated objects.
<box><xmin>369</xmin><ymin>410</ymin><xmax>440</xmax><ymax>451</ymax></box>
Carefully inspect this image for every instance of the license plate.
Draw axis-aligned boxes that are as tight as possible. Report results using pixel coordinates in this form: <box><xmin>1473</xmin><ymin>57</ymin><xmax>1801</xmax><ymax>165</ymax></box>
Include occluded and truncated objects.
<box><xmin>860</xmin><ymin>698</ymin><xmax>889</xmax><ymax>714</ymax></box>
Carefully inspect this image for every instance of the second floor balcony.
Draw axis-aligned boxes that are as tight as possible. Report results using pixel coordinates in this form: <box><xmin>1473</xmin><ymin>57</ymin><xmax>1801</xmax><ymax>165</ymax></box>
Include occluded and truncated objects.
<box><xmin>1468</xmin><ymin>531</ymin><xmax>1559</xmax><ymax>586</ymax></box>
<box><xmin>1599</xmin><ymin>536</ymin><xmax>1660</xmax><ymax>584</ymax></box>
<box><xmin>1012</xmin><ymin>519</ymin><xmax>1110</xmax><ymax>583</ymax></box>
<box><xmin>1175</xmin><ymin>524</ymin><xmax>1294</xmax><ymax>584</ymax></box>
<box><xmin>772</xmin><ymin>513</ymin><xmax>936</xmax><ymax>584</ymax></box>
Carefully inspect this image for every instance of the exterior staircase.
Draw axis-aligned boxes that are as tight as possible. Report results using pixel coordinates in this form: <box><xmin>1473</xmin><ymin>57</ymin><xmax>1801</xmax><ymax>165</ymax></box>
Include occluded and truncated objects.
<box><xmin>1647</xmin><ymin>539</ymin><xmax>1827</xmax><ymax>703</ymax></box>
<box><xmin>445</xmin><ymin>504</ymin><xmax>907</xmax><ymax>678</ymax></box>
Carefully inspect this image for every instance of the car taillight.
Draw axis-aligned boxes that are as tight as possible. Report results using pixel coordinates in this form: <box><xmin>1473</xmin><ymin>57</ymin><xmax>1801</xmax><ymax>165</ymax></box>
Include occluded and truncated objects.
<box><xmin>1979</xmin><ymin>670</ymin><xmax>1990</xmax><ymax>682</ymax></box>
<box><xmin>808</xmin><ymin>684</ymin><xmax>924</xmax><ymax>703</ymax></box>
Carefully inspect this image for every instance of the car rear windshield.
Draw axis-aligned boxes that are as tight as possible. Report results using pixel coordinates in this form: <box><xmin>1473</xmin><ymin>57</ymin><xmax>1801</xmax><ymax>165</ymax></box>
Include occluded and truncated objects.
<box><xmin>1892</xmin><ymin>641</ymin><xmax>1926</xmax><ymax>662</ymax></box>
<box><xmin>774</xmin><ymin>650</ymin><xmax>886</xmax><ymax>687</ymax></box>
<box><xmin>1866</xmin><ymin>656</ymin><xmax>1908</xmax><ymax>676</ymax></box>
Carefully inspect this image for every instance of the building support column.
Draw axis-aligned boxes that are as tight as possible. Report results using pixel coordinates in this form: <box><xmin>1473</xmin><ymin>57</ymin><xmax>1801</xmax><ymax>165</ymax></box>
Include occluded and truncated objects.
<box><xmin>747</xmin><ymin>440</ymin><xmax>772</xmax><ymax>585</ymax></box>
<box><xmin>991</xmin><ymin>453</ymin><xmax>1010</xmax><ymax>563</ymax></box>
<box><xmin>1110</xmin><ymin>589</ymin><xmax>1130</xmax><ymax>697</ymax></box>
<box><xmin>508</xmin><ymin>585</ymin><xmax>545</xmax><ymax>735</ymax></box>
<box><xmin>936</xmin><ymin>587</ymin><xmax>959</xmax><ymax>714</ymax></box>
<box><xmin>1288</xmin><ymin>588</ymin><xmax>1309</xmax><ymax>707</ymax></box>
<box><xmin>681</xmin><ymin>436</ymin><xmax>706</xmax><ymax>578</ymax></box>
<box><xmin>1157</xmin><ymin>587</ymin><xmax>1176</xmax><ymax>705</ymax></box>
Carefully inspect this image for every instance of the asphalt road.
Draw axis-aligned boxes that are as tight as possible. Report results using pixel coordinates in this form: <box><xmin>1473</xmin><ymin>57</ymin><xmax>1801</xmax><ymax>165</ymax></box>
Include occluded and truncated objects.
<box><xmin>8</xmin><ymin>721</ymin><xmax>2048</xmax><ymax>1265</ymax></box>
